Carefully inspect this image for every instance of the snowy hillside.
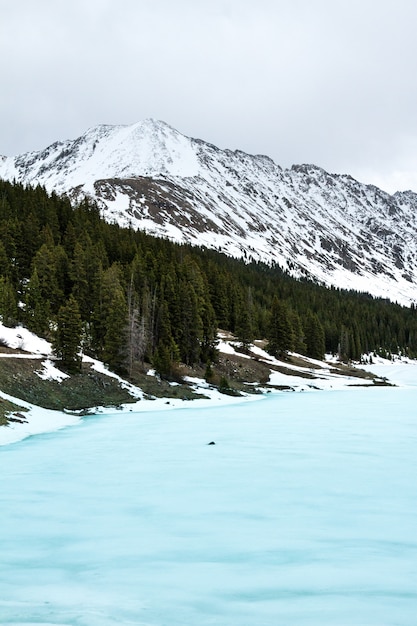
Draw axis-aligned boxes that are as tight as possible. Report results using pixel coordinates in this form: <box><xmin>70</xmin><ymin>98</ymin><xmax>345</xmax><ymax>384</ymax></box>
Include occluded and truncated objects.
<box><xmin>1</xmin><ymin>119</ymin><xmax>417</xmax><ymax>305</ymax></box>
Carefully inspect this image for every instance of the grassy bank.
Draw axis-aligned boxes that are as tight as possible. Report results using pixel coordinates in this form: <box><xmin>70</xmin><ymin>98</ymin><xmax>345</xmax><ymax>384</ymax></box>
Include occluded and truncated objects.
<box><xmin>0</xmin><ymin>356</ymin><xmax>208</xmax><ymax>424</ymax></box>
<box><xmin>0</xmin><ymin>339</ymin><xmax>387</xmax><ymax>426</ymax></box>
<box><xmin>0</xmin><ymin>358</ymin><xmax>135</xmax><ymax>414</ymax></box>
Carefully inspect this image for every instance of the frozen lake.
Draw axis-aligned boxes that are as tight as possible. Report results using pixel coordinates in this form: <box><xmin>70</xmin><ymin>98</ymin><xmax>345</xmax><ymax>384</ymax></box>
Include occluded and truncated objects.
<box><xmin>1</xmin><ymin>386</ymin><xmax>416</xmax><ymax>625</ymax></box>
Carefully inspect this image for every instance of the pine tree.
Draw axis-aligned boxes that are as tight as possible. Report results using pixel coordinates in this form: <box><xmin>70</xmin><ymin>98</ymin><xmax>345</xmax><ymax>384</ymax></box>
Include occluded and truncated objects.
<box><xmin>18</xmin><ymin>212</ymin><xmax>40</xmax><ymax>278</ymax></box>
<box><xmin>0</xmin><ymin>240</ymin><xmax>12</xmax><ymax>277</ymax></box>
<box><xmin>0</xmin><ymin>276</ymin><xmax>18</xmax><ymax>327</ymax></box>
<box><xmin>304</xmin><ymin>312</ymin><xmax>325</xmax><ymax>360</ymax></box>
<box><xmin>91</xmin><ymin>263</ymin><xmax>127</xmax><ymax>364</ymax></box>
<box><xmin>235</xmin><ymin>287</ymin><xmax>254</xmax><ymax>349</ymax></box>
<box><xmin>103</xmin><ymin>286</ymin><xmax>128</xmax><ymax>372</ymax></box>
<box><xmin>70</xmin><ymin>239</ymin><xmax>104</xmax><ymax>322</ymax></box>
<box><xmin>52</xmin><ymin>295</ymin><xmax>82</xmax><ymax>372</ymax></box>
<box><xmin>200</xmin><ymin>296</ymin><xmax>218</xmax><ymax>363</ymax></box>
<box><xmin>125</xmin><ymin>275</ymin><xmax>143</xmax><ymax>376</ymax></box>
<box><xmin>290</xmin><ymin>310</ymin><xmax>306</xmax><ymax>354</ymax></box>
<box><xmin>177</xmin><ymin>280</ymin><xmax>203</xmax><ymax>365</ymax></box>
<box><xmin>338</xmin><ymin>326</ymin><xmax>351</xmax><ymax>361</ymax></box>
<box><xmin>267</xmin><ymin>296</ymin><xmax>294</xmax><ymax>357</ymax></box>
<box><xmin>32</xmin><ymin>243</ymin><xmax>67</xmax><ymax>313</ymax></box>
<box><xmin>209</xmin><ymin>265</ymin><xmax>230</xmax><ymax>328</ymax></box>
<box><xmin>0</xmin><ymin>219</ymin><xmax>19</xmax><ymax>283</ymax></box>
<box><xmin>25</xmin><ymin>267</ymin><xmax>50</xmax><ymax>336</ymax></box>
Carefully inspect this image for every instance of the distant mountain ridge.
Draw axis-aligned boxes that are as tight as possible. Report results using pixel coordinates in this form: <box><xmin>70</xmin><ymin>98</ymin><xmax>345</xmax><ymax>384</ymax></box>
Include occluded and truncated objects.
<box><xmin>1</xmin><ymin>118</ymin><xmax>417</xmax><ymax>305</ymax></box>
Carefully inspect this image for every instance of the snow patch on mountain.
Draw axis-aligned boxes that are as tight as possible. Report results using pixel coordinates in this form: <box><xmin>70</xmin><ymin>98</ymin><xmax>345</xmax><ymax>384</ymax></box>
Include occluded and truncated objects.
<box><xmin>0</xmin><ymin>119</ymin><xmax>200</xmax><ymax>192</ymax></box>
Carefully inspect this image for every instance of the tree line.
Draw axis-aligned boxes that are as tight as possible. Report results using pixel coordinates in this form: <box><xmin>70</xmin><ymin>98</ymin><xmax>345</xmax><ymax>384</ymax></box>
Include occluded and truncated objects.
<box><xmin>1</xmin><ymin>180</ymin><xmax>416</xmax><ymax>375</ymax></box>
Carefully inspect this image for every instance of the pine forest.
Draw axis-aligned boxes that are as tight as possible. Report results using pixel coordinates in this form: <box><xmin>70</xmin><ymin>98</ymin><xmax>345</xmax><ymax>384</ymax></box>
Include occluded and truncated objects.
<box><xmin>1</xmin><ymin>180</ymin><xmax>417</xmax><ymax>378</ymax></box>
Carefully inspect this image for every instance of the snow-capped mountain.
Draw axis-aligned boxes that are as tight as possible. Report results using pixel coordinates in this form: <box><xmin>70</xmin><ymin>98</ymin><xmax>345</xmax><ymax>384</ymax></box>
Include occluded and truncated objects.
<box><xmin>1</xmin><ymin>119</ymin><xmax>417</xmax><ymax>305</ymax></box>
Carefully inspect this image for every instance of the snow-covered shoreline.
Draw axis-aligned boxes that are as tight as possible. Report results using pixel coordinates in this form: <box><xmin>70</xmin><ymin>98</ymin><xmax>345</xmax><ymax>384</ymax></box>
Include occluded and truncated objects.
<box><xmin>1</xmin><ymin>323</ymin><xmax>416</xmax><ymax>447</ymax></box>
<box><xmin>0</xmin><ymin>382</ymin><xmax>265</xmax><ymax>447</ymax></box>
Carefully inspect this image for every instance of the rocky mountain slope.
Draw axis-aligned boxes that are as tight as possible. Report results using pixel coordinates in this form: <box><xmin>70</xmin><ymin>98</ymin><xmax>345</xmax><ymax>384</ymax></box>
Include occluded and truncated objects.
<box><xmin>1</xmin><ymin>119</ymin><xmax>416</xmax><ymax>305</ymax></box>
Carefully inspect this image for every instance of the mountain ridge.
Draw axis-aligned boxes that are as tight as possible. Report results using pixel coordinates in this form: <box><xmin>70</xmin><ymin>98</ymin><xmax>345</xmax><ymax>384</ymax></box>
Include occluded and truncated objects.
<box><xmin>1</xmin><ymin>119</ymin><xmax>416</xmax><ymax>306</ymax></box>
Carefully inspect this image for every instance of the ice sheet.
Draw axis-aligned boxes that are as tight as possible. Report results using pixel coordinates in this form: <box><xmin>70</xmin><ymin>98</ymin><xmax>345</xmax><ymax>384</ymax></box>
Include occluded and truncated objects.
<box><xmin>1</xmin><ymin>387</ymin><xmax>416</xmax><ymax>625</ymax></box>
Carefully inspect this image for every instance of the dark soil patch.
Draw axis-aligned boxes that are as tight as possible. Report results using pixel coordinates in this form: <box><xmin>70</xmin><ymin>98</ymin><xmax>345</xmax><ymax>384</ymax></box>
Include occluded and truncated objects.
<box><xmin>0</xmin><ymin>397</ymin><xmax>27</xmax><ymax>426</ymax></box>
<box><xmin>126</xmin><ymin>361</ymin><xmax>209</xmax><ymax>400</ymax></box>
<box><xmin>177</xmin><ymin>352</ymin><xmax>272</xmax><ymax>395</ymax></box>
<box><xmin>0</xmin><ymin>358</ymin><xmax>136</xmax><ymax>411</ymax></box>
<box><xmin>328</xmin><ymin>364</ymin><xmax>381</xmax><ymax>380</ymax></box>
<box><xmin>268</xmin><ymin>363</ymin><xmax>319</xmax><ymax>379</ymax></box>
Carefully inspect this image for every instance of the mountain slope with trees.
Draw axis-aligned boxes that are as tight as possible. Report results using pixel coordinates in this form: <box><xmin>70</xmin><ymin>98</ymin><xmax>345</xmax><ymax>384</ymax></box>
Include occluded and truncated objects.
<box><xmin>1</xmin><ymin>180</ymin><xmax>417</xmax><ymax>381</ymax></box>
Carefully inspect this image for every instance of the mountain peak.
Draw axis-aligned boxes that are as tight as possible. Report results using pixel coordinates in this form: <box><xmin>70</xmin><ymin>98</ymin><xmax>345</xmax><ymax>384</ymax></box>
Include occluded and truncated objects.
<box><xmin>1</xmin><ymin>119</ymin><xmax>201</xmax><ymax>188</ymax></box>
<box><xmin>1</xmin><ymin>121</ymin><xmax>417</xmax><ymax>305</ymax></box>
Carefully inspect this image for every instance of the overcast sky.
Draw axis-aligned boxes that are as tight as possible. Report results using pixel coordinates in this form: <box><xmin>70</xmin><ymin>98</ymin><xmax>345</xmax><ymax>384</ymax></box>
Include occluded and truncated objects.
<box><xmin>2</xmin><ymin>0</ymin><xmax>417</xmax><ymax>193</ymax></box>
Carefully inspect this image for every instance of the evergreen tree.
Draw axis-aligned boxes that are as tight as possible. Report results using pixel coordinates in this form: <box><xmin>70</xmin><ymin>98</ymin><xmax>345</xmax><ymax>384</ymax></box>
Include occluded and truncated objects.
<box><xmin>125</xmin><ymin>275</ymin><xmax>143</xmax><ymax>376</ymax></box>
<box><xmin>25</xmin><ymin>267</ymin><xmax>50</xmax><ymax>336</ymax></box>
<box><xmin>52</xmin><ymin>295</ymin><xmax>82</xmax><ymax>372</ymax></box>
<box><xmin>235</xmin><ymin>287</ymin><xmax>254</xmax><ymax>349</ymax></box>
<box><xmin>70</xmin><ymin>238</ymin><xmax>103</xmax><ymax>321</ymax></box>
<box><xmin>304</xmin><ymin>312</ymin><xmax>325</xmax><ymax>360</ymax></box>
<box><xmin>91</xmin><ymin>263</ymin><xmax>126</xmax><ymax>361</ymax></box>
<box><xmin>0</xmin><ymin>219</ymin><xmax>19</xmax><ymax>283</ymax></box>
<box><xmin>177</xmin><ymin>280</ymin><xmax>203</xmax><ymax>365</ymax></box>
<box><xmin>0</xmin><ymin>240</ymin><xmax>12</xmax><ymax>277</ymax></box>
<box><xmin>152</xmin><ymin>298</ymin><xmax>179</xmax><ymax>378</ymax></box>
<box><xmin>32</xmin><ymin>243</ymin><xmax>67</xmax><ymax>313</ymax></box>
<box><xmin>338</xmin><ymin>326</ymin><xmax>351</xmax><ymax>361</ymax></box>
<box><xmin>0</xmin><ymin>276</ymin><xmax>18</xmax><ymax>326</ymax></box>
<box><xmin>91</xmin><ymin>264</ymin><xmax>129</xmax><ymax>371</ymax></box>
<box><xmin>267</xmin><ymin>296</ymin><xmax>294</xmax><ymax>357</ymax></box>
<box><xmin>209</xmin><ymin>265</ymin><xmax>230</xmax><ymax>328</ymax></box>
<box><xmin>290</xmin><ymin>310</ymin><xmax>306</xmax><ymax>354</ymax></box>
<box><xmin>103</xmin><ymin>287</ymin><xmax>128</xmax><ymax>372</ymax></box>
<box><xmin>200</xmin><ymin>296</ymin><xmax>218</xmax><ymax>363</ymax></box>
<box><xmin>18</xmin><ymin>212</ymin><xmax>41</xmax><ymax>278</ymax></box>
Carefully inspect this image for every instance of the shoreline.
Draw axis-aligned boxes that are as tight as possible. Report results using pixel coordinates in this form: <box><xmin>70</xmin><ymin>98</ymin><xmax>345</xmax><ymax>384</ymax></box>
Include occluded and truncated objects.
<box><xmin>1</xmin><ymin>322</ymin><xmax>416</xmax><ymax>448</ymax></box>
<box><xmin>0</xmin><ymin>381</ymin><xmax>265</xmax><ymax>447</ymax></box>
<box><xmin>2</xmin><ymin>358</ymin><xmax>416</xmax><ymax>448</ymax></box>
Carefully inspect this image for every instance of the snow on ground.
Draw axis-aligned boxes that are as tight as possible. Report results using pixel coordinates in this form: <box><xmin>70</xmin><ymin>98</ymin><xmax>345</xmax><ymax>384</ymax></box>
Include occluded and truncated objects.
<box><xmin>217</xmin><ymin>338</ymin><xmax>398</xmax><ymax>392</ymax></box>
<box><xmin>1</xmin><ymin>323</ymin><xmax>417</xmax><ymax>447</ymax></box>
<box><xmin>0</xmin><ymin>389</ymin><xmax>81</xmax><ymax>446</ymax></box>
<box><xmin>35</xmin><ymin>359</ymin><xmax>70</xmax><ymax>382</ymax></box>
<box><xmin>356</xmin><ymin>354</ymin><xmax>417</xmax><ymax>387</ymax></box>
<box><xmin>82</xmin><ymin>354</ymin><xmax>144</xmax><ymax>399</ymax></box>
<box><xmin>217</xmin><ymin>336</ymin><xmax>239</xmax><ymax>355</ymax></box>
<box><xmin>0</xmin><ymin>322</ymin><xmax>51</xmax><ymax>354</ymax></box>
